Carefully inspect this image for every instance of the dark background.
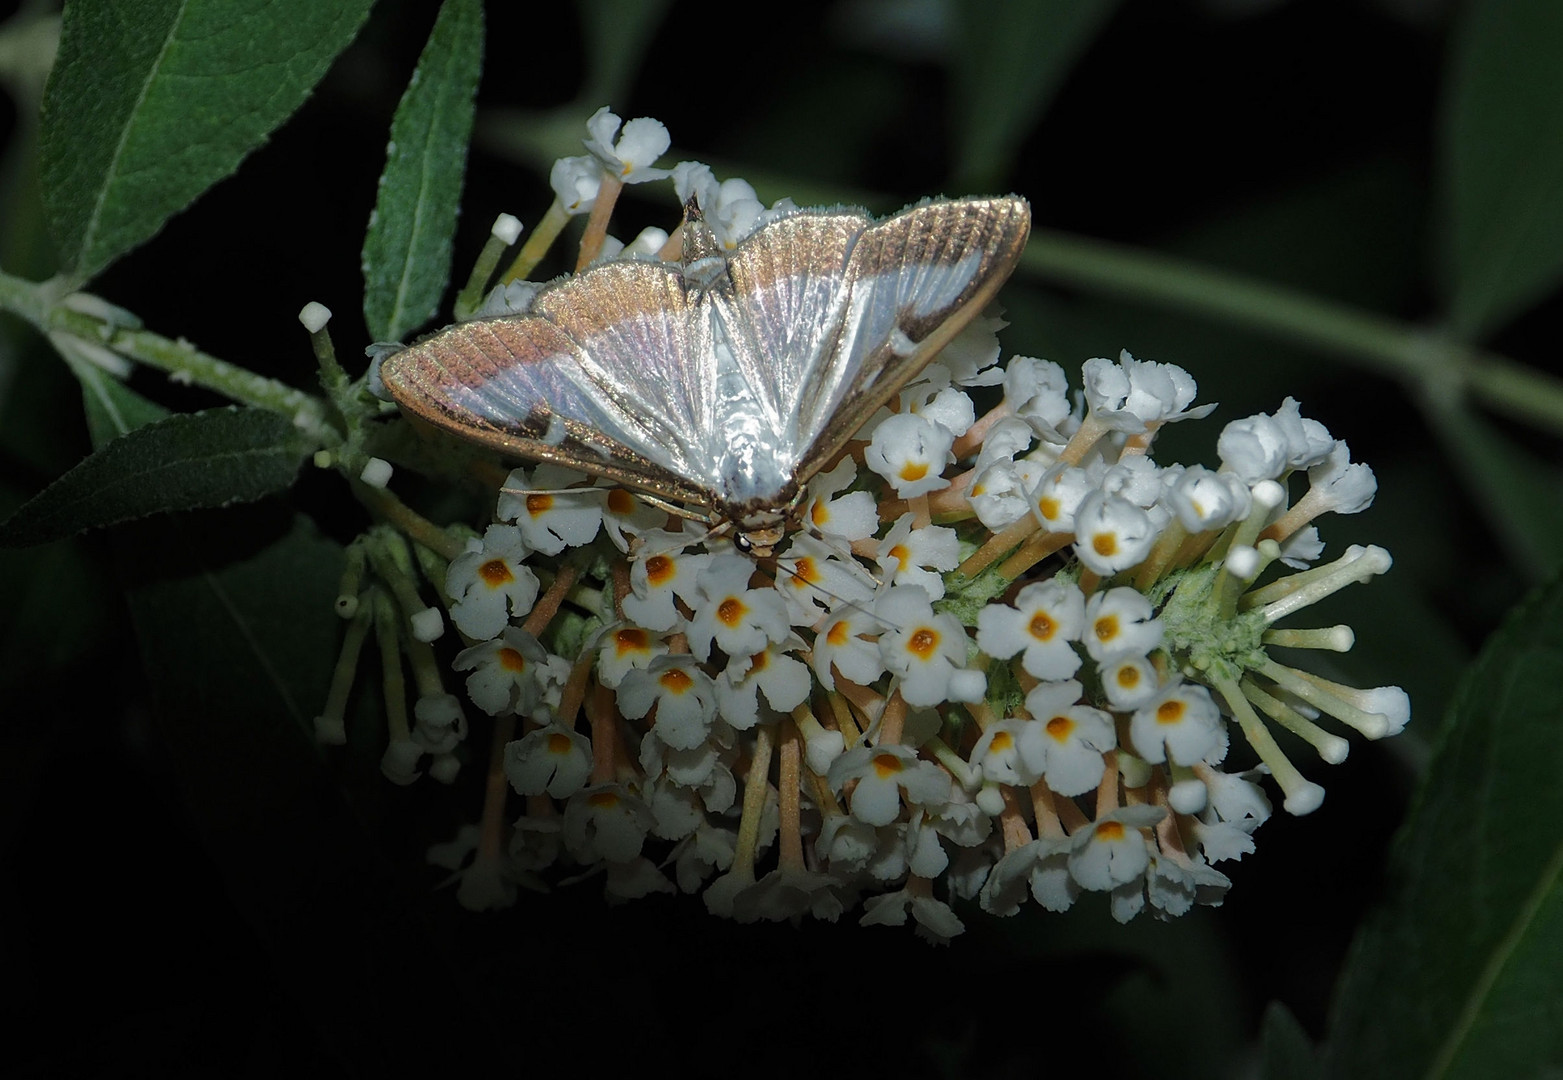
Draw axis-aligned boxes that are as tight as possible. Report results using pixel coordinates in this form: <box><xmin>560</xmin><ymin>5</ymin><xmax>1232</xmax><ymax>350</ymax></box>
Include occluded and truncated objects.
<box><xmin>0</xmin><ymin>0</ymin><xmax>1537</xmax><ymax>1075</ymax></box>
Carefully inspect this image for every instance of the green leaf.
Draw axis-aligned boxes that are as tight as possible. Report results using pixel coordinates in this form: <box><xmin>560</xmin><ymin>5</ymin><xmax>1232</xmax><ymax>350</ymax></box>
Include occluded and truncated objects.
<box><xmin>58</xmin><ymin>350</ymin><xmax>173</xmax><ymax>448</ymax></box>
<box><xmin>0</xmin><ymin>406</ymin><xmax>315</xmax><ymax>547</ymax></box>
<box><xmin>1260</xmin><ymin>1003</ymin><xmax>1320</xmax><ymax>1080</ymax></box>
<box><xmin>1440</xmin><ymin>0</ymin><xmax>1563</xmax><ymax>339</ymax></box>
<box><xmin>361</xmin><ymin>0</ymin><xmax>484</xmax><ymax>343</ymax></box>
<box><xmin>38</xmin><ymin>0</ymin><xmax>375</xmax><ymax>282</ymax></box>
<box><xmin>1429</xmin><ymin>399</ymin><xmax>1563</xmax><ymax>581</ymax></box>
<box><xmin>577</xmin><ymin>0</ymin><xmax>674</xmax><ymax>108</ymax></box>
<box><xmin>1322</xmin><ymin>576</ymin><xmax>1563</xmax><ymax>1077</ymax></box>
<box><xmin>950</xmin><ymin>0</ymin><xmax>1120</xmax><ymax>190</ymax></box>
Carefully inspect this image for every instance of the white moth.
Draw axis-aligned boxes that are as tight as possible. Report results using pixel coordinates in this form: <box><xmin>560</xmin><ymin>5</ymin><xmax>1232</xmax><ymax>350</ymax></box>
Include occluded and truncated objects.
<box><xmin>382</xmin><ymin>194</ymin><xmax>1031</xmax><ymax>557</ymax></box>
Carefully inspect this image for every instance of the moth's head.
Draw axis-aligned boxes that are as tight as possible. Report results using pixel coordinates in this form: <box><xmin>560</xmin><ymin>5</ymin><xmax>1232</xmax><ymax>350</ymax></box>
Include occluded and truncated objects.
<box><xmin>728</xmin><ymin>487</ymin><xmax>805</xmax><ymax>560</ymax></box>
<box><xmin>733</xmin><ymin>519</ymin><xmax>787</xmax><ymax>560</ymax></box>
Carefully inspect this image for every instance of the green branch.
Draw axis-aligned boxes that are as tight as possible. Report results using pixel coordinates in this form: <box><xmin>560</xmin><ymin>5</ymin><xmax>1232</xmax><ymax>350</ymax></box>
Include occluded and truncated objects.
<box><xmin>1022</xmin><ymin>229</ymin><xmax>1563</xmax><ymax>437</ymax></box>
<box><xmin>0</xmin><ymin>268</ymin><xmax>337</xmax><ymax>444</ymax></box>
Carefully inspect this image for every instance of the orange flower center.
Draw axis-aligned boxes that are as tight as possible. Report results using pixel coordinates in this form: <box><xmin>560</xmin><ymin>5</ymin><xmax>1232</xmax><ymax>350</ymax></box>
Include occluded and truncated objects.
<box><xmin>871</xmin><ymin>753</ymin><xmax>904</xmax><ymax>779</ymax></box>
<box><xmin>645</xmin><ymin>555</ymin><xmax>674</xmax><ymax>587</ymax></box>
<box><xmin>907</xmin><ymin>627</ymin><xmax>939</xmax><ymax>658</ymax></box>
<box><xmin>1028</xmin><ymin>611</ymin><xmax>1057</xmax><ymax>641</ymax></box>
<box><xmin>497</xmin><ymin>647</ymin><xmax>526</xmax><ymax>672</ymax></box>
<box><xmin>614</xmin><ymin>628</ymin><xmax>650</xmax><ymax>655</ymax></box>
<box><xmin>659</xmin><ymin>668</ymin><xmax>693</xmax><ymax>693</ymax></box>
<box><xmin>479</xmin><ymin>558</ymin><xmax>513</xmax><ymax>586</ymax></box>
<box><xmin>717</xmin><ymin>597</ymin><xmax>747</xmax><ymax>627</ymax></box>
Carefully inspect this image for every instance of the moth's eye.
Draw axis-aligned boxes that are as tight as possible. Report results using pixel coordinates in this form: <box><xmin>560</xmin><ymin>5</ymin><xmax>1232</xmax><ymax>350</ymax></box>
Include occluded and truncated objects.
<box><xmin>734</xmin><ymin>534</ymin><xmax>754</xmax><ymax>554</ymax></box>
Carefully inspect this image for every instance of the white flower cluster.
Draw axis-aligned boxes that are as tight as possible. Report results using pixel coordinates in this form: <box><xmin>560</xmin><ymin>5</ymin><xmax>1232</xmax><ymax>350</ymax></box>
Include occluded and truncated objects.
<box><xmin>377</xmin><ymin>110</ymin><xmax>1408</xmax><ymax>940</ymax></box>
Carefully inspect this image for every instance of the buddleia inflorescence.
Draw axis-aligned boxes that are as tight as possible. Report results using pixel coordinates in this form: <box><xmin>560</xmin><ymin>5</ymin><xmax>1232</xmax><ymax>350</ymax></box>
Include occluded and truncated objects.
<box><xmin>316</xmin><ymin>109</ymin><xmax>1407</xmax><ymax>943</ymax></box>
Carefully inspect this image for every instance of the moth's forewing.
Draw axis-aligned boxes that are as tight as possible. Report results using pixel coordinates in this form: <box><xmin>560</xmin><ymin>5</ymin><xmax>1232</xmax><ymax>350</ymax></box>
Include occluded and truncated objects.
<box><xmin>379</xmin><ymin>278</ymin><xmax>716</xmax><ymax>511</ymax></box>
<box><xmin>719</xmin><ymin>209</ymin><xmax>873</xmax><ymax>445</ymax></box>
<box><xmin>790</xmin><ymin>196</ymin><xmax>1031</xmax><ymax>485</ymax></box>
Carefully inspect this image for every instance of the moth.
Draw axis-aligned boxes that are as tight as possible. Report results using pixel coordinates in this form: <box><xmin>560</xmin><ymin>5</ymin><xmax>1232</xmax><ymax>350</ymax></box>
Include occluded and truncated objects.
<box><xmin>381</xmin><ymin>194</ymin><xmax>1031</xmax><ymax>557</ymax></box>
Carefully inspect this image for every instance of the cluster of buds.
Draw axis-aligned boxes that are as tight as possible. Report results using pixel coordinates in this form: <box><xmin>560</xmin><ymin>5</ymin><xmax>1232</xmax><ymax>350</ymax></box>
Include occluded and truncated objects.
<box><xmin>324</xmin><ymin>109</ymin><xmax>1408</xmax><ymax>942</ymax></box>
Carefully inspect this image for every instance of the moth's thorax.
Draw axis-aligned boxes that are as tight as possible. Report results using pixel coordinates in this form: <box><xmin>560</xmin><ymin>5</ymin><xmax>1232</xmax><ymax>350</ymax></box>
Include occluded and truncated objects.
<box><xmin>703</xmin><ymin>292</ymin><xmax>798</xmax><ymax>507</ymax></box>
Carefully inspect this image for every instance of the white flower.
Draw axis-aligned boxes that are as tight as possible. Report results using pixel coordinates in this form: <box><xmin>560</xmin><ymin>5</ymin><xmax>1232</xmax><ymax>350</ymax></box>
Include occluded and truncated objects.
<box><xmin>800</xmin><ymin>457</ymin><xmax>880</xmax><ymax>542</ymax></box>
<box><xmin>1029</xmin><ymin>461</ymin><xmax>1100</xmax><ymax>533</ymax></box>
<box><xmin>1098</xmin><ymin>651</ymin><xmax>1160</xmax><ymax>710</ymax></box>
<box><xmin>1003</xmin><ymin>355</ymin><xmax>1073</xmax><ymax>440</ymax></box>
<box><xmin>1020</xmin><ymin>680</ymin><xmax>1117</xmax><ymax>797</ymax></box>
<box><xmin>496</xmin><ymin>464</ymin><xmax>602</xmax><ymax>554</ymax></box>
<box><xmin>549</xmin><ymin>155</ymin><xmax>601</xmax><ymax>214</ymax></box>
<box><xmin>1129</xmin><ymin>681</ymin><xmax>1227</xmax><ymax>766</ymax></box>
<box><xmin>876</xmin><ymin>513</ymin><xmax>960</xmax><ymax>601</ymax></box>
<box><xmin>671</xmin><ymin>162</ymin><xmax>765</xmax><ymax>248</ymax></box>
<box><xmin>452</xmin><ymin>627</ymin><xmax>552</xmax><ymax>715</ymax></box>
<box><xmin>1166</xmin><ymin>464</ymin><xmax>1251</xmax><ymax>533</ymax></box>
<box><xmin>713</xmin><ymin>638</ymin><xmax>812</xmax><ymax>730</ymax></box>
<box><xmin>864</xmin><ymin>412</ymin><xmax>955</xmax><ymax>498</ymax></box>
<box><xmin>505</xmin><ymin>721</ymin><xmax>592</xmax><ymax>798</ymax></box>
<box><xmin>595</xmin><ymin>624</ymin><xmax>669</xmax><ymax>689</ymax></box>
<box><xmin>812</xmin><ymin>604</ymin><xmax>886</xmax><ymax>691</ymax></box>
<box><xmin>562</xmin><ymin>783</ymin><xmax>654</xmax><ymax>863</ymax></box>
<box><xmin>875</xmin><ymin>586</ymin><xmax>982</xmax><ymax>707</ymax></box>
<box><xmin>617</xmin><ymin>654</ymin><xmax>719</xmax><ymax>751</ymax></box>
<box><xmin>828</xmin><ymin>744</ymin><xmax>952</xmax><ymax>827</ymax></box>
<box><xmin>622</xmin><ymin>534</ymin><xmax>712</xmax><ymax>631</ymax></box>
<box><xmin>1067</xmin><ymin>806</ymin><xmax>1165</xmax><ymax>891</ymax></box>
<box><xmin>1082</xmin><ymin>587</ymin><xmax>1163</xmax><ymax>661</ymax></box>
<box><xmin>774</xmin><ymin>532</ymin><xmax>874</xmax><ymax>625</ymax></box>
<box><xmin>1218</xmin><ymin>411</ymin><xmax>1291</xmax><ymax>483</ymax></box>
<box><xmin>445</xmin><ymin>525</ymin><xmax>540</xmax><ymax>640</ymax></box>
<box><xmin>686</xmin><ymin>554</ymin><xmax>790</xmax><ymax>664</ymax></box>
<box><xmin>976</xmin><ymin>579</ymin><xmax>1085</xmax><ymax>680</ymax></box>
<box><xmin>1081</xmin><ymin>351</ymin><xmax>1213</xmax><ymax>433</ymax></box>
<box><xmin>582</xmin><ymin>106</ymin><xmax>671</xmax><ymax>182</ymax></box>
<box><xmin>1072</xmin><ymin>490</ymin><xmax>1157</xmax><ymax>576</ymax></box>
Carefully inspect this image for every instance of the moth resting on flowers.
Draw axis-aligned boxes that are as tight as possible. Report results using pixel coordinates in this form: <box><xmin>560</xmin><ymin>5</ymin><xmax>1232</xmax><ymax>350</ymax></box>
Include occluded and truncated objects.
<box><xmin>380</xmin><ymin>194</ymin><xmax>1031</xmax><ymax>556</ymax></box>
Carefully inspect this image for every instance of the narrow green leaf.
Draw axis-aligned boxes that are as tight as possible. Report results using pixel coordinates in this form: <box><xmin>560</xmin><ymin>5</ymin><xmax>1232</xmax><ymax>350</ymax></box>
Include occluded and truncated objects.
<box><xmin>361</xmin><ymin>0</ymin><xmax>484</xmax><ymax>343</ymax></box>
<box><xmin>0</xmin><ymin>406</ymin><xmax>314</xmax><ymax>547</ymax></box>
<box><xmin>950</xmin><ymin>0</ymin><xmax>1120</xmax><ymax>190</ymax></box>
<box><xmin>38</xmin><ymin>0</ymin><xmax>375</xmax><ymax>282</ymax></box>
<box><xmin>1260</xmin><ymin>1003</ymin><xmax>1320</xmax><ymax>1080</ymax></box>
<box><xmin>1429</xmin><ymin>399</ymin><xmax>1563</xmax><ymax>581</ymax></box>
<box><xmin>63</xmin><ymin>355</ymin><xmax>172</xmax><ymax>448</ymax></box>
<box><xmin>1322</xmin><ymin>576</ymin><xmax>1563</xmax><ymax>1077</ymax></box>
<box><xmin>1440</xmin><ymin>0</ymin><xmax>1563</xmax><ymax>338</ymax></box>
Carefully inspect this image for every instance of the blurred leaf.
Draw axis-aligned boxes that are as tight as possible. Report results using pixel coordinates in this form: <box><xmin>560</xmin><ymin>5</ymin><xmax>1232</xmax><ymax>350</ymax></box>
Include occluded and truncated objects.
<box><xmin>1322</xmin><ymin>575</ymin><xmax>1563</xmax><ymax>1077</ymax></box>
<box><xmin>1261</xmin><ymin>1002</ymin><xmax>1320</xmax><ymax>1080</ymax></box>
<box><xmin>117</xmin><ymin>506</ymin><xmax>508</xmax><ymax>1069</ymax></box>
<box><xmin>0</xmin><ymin>406</ymin><xmax>314</xmax><ymax>547</ymax></box>
<box><xmin>73</xmin><ymin>362</ymin><xmax>171</xmax><ymax>447</ymax></box>
<box><xmin>1440</xmin><ymin>0</ymin><xmax>1563</xmax><ymax>339</ymax></box>
<box><xmin>1430</xmin><ymin>399</ymin><xmax>1563</xmax><ymax>580</ymax></box>
<box><xmin>577</xmin><ymin>0</ymin><xmax>674</xmax><ymax>109</ymax></box>
<box><xmin>950</xmin><ymin>0</ymin><xmax>1119</xmax><ymax>190</ymax></box>
<box><xmin>38</xmin><ymin>0</ymin><xmax>374</xmax><ymax>283</ymax></box>
<box><xmin>361</xmin><ymin>0</ymin><xmax>484</xmax><ymax>343</ymax></box>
